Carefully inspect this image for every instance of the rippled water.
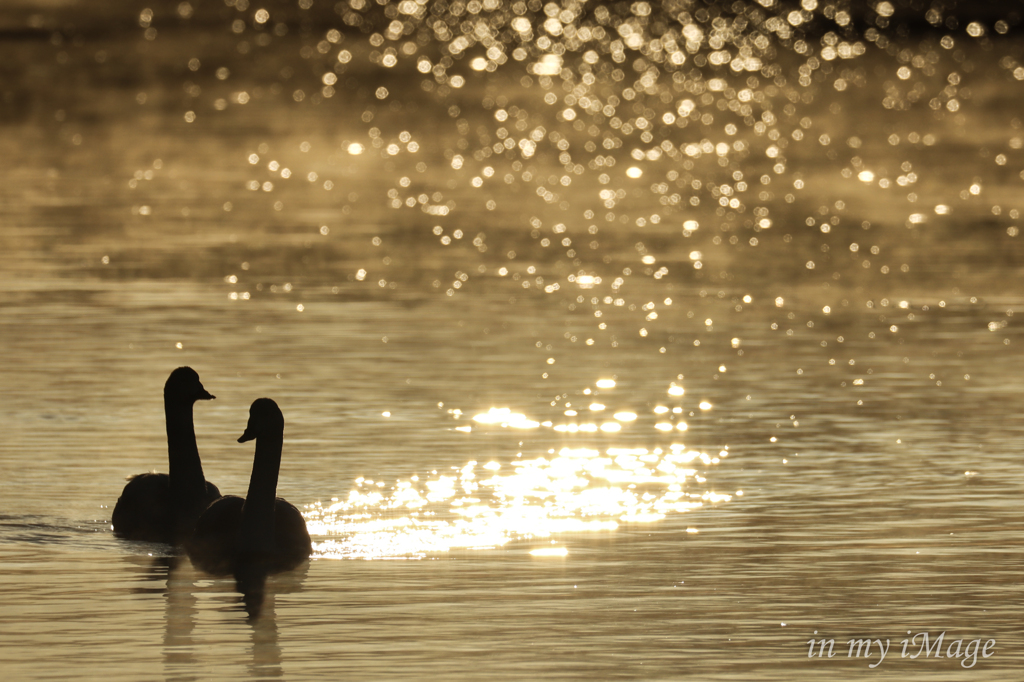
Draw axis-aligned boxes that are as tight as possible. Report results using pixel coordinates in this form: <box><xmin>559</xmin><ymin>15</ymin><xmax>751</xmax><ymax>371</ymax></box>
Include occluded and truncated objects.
<box><xmin>3</xmin><ymin>1</ymin><xmax>1024</xmax><ymax>678</ymax></box>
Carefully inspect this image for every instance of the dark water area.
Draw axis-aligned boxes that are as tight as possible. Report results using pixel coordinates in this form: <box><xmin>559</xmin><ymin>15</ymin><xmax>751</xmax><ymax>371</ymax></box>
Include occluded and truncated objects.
<box><xmin>3</xmin><ymin>0</ymin><xmax>1024</xmax><ymax>679</ymax></box>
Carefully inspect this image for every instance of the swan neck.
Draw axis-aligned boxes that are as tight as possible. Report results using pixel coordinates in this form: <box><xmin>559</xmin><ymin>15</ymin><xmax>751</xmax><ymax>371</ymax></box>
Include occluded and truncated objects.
<box><xmin>165</xmin><ymin>396</ymin><xmax>207</xmax><ymax>502</ymax></box>
<box><xmin>239</xmin><ymin>430</ymin><xmax>283</xmax><ymax>549</ymax></box>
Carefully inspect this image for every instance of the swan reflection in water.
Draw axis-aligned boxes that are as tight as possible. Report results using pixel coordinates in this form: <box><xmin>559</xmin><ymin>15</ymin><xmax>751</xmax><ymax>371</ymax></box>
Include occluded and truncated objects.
<box><xmin>120</xmin><ymin>552</ymin><xmax>302</xmax><ymax>679</ymax></box>
<box><xmin>309</xmin><ymin>380</ymin><xmax>734</xmax><ymax>559</ymax></box>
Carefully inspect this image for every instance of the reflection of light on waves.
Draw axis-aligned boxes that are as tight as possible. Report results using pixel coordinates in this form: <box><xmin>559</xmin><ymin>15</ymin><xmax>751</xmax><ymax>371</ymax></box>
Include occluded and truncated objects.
<box><xmin>307</xmin><ymin>443</ymin><xmax>730</xmax><ymax>560</ymax></box>
<box><xmin>470</xmin><ymin>407</ymin><xmax>539</xmax><ymax>428</ymax></box>
<box><xmin>306</xmin><ymin>379</ymin><xmax>730</xmax><ymax>559</ymax></box>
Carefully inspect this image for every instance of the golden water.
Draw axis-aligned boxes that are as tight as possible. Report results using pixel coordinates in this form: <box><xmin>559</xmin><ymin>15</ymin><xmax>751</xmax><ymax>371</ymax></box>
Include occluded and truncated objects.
<box><xmin>2</xmin><ymin>1</ymin><xmax>1024</xmax><ymax>678</ymax></box>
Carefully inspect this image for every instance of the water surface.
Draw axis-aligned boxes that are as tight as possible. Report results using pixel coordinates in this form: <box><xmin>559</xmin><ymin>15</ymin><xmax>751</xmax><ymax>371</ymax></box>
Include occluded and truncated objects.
<box><xmin>2</xmin><ymin>1</ymin><xmax>1024</xmax><ymax>678</ymax></box>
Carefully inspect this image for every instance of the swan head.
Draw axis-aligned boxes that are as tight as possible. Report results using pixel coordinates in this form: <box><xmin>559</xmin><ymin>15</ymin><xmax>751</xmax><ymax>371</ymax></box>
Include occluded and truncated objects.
<box><xmin>165</xmin><ymin>366</ymin><xmax>215</xmax><ymax>402</ymax></box>
<box><xmin>238</xmin><ymin>398</ymin><xmax>284</xmax><ymax>443</ymax></box>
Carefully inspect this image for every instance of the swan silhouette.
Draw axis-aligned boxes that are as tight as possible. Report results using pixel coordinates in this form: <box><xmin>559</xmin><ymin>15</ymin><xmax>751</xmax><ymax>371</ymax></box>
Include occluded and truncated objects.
<box><xmin>187</xmin><ymin>398</ymin><xmax>311</xmax><ymax>575</ymax></box>
<box><xmin>111</xmin><ymin>367</ymin><xmax>221</xmax><ymax>544</ymax></box>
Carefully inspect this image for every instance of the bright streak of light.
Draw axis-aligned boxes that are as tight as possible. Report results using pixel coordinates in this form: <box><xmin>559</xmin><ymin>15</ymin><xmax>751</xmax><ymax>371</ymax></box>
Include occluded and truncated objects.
<box><xmin>530</xmin><ymin>547</ymin><xmax>568</xmax><ymax>557</ymax></box>
<box><xmin>472</xmin><ymin>407</ymin><xmax>540</xmax><ymax>428</ymax></box>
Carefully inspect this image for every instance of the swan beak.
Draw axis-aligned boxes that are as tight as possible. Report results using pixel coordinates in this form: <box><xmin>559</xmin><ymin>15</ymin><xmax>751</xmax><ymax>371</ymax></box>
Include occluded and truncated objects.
<box><xmin>198</xmin><ymin>386</ymin><xmax>216</xmax><ymax>401</ymax></box>
<box><xmin>238</xmin><ymin>428</ymin><xmax>256</xmax><ymax>443</ymax></box>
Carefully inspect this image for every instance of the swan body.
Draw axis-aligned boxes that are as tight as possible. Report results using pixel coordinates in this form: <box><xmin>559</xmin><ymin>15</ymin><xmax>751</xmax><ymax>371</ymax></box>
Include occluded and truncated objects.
<box><xmin>188</xmin><ymin>398</ymin><xmax>311</xmax><ymax>574</ymax></box>
<box><xmin>111</xmin><ymin>367</ymin><xmax>220</xmax><ymax>544</ymax></box>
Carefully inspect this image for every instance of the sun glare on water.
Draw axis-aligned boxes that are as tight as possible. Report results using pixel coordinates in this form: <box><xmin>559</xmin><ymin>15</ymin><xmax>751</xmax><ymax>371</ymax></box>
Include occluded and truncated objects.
<box><xmin>306</xmin><ymin>380</ymin><xmax>731</xmax><ymax>559</ymax></box>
